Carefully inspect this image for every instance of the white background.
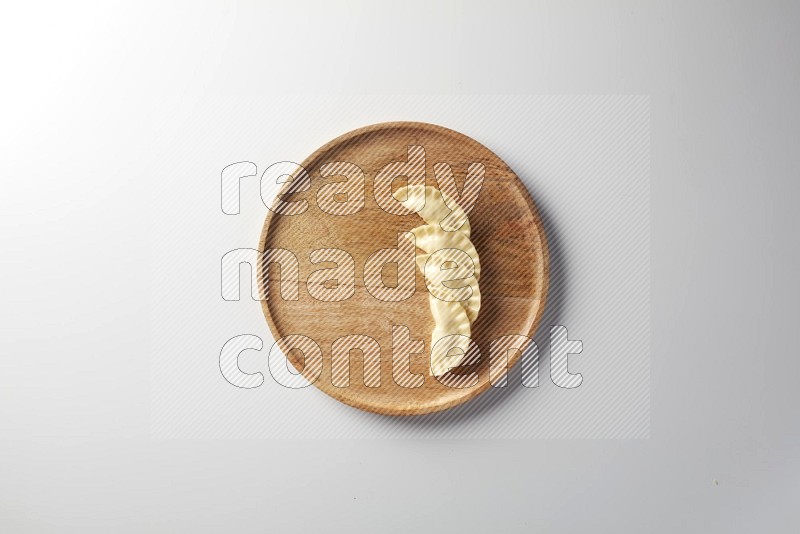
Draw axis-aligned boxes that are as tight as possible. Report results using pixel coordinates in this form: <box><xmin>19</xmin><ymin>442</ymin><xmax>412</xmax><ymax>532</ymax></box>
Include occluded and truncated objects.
<box><xmin>2</xmin><ymin>1</ymin><xmax>799</xmax><ymax>532</ymax></box>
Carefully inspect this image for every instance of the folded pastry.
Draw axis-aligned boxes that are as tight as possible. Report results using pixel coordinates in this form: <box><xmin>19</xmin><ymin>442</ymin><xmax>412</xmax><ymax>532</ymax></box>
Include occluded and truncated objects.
<box><xmin>393</xmin><ymin>185</ymin><xmax>481</xmax><ymax>376</ymax></box>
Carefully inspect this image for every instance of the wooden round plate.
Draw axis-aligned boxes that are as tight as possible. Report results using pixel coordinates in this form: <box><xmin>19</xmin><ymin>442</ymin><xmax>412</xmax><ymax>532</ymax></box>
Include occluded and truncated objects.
<box><xmin>259</xmin><ymin>122</ymin><xmax>548</xmax><ymax>415</ymax></box>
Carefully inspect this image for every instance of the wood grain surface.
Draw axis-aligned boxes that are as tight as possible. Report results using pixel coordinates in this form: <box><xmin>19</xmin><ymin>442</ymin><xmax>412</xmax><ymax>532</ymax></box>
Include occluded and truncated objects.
<box><xmin>258</xmin><ymin>122</ymin><xmax>548</xmax><ymax>415</ymax></box>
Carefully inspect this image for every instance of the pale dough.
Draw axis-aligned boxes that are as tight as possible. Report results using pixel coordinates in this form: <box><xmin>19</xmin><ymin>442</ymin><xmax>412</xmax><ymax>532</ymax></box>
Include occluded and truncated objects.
<box><xmin>393</xmin><ymin>185</ymin><xmax>482</xmax><ymax>376</ymax></box>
